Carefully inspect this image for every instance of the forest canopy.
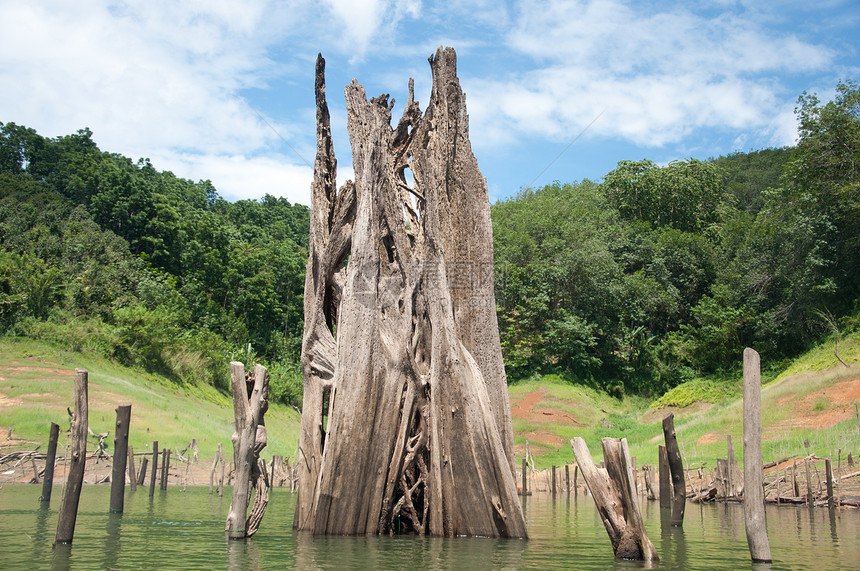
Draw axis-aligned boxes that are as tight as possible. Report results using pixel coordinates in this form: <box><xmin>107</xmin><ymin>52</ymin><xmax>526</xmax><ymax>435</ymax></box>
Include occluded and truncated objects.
<box><xmin>1</xmin><ymin>79</ymin><xmax>857</xmax><ymax>401</ymax></box>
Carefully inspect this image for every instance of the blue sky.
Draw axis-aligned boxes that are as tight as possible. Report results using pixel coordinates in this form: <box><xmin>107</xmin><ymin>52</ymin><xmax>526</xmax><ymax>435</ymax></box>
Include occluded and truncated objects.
<box><xmin>2</xmin><ymin>0</ymin><xmax>858</xmax><ymax>205</ymax></box>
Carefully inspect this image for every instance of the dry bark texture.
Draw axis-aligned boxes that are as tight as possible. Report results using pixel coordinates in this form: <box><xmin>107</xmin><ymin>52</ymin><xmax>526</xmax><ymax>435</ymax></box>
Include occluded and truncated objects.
<box><xmin>294</xmin><ymin>47</ymin><xmax>526</xmax><ymax>538</ymax></box>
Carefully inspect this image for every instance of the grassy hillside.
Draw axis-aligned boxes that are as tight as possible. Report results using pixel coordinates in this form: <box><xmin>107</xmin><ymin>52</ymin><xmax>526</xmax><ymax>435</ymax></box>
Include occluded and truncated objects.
<box><xmin>3</xmin><ymin>333</ymin><xmax>860</xmax><ymax>477</ymax></box>
<box><xmin>510</xmin><ymin>332</ymin><xmax>860</xmax><ymax>470</ymax></box>
<box><xmin>0</xmin><ymin>337</ymin><xmax>302</xmax><ymax>461</ymax></box>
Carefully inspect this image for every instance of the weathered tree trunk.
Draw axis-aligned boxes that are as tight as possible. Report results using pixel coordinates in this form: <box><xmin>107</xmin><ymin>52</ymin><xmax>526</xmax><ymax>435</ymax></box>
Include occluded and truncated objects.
<box><xmin>225</xmin><ymin>363</ymin><xmax>269</xmax><ymax>539</ymax></box>
<box><xmin>55</xmin><ymin>368</ymin><xmax>88</xmax><ymax>545</ymax></box>
<box><xmin>293</xmin><ymin>48</ymin><xmax>525</xmax><ymax>538</ymax></box>
<box><xmin>658</xmin><ymin>444</ymin><xmax>671</xmax><ymax>509</ymax></box>
<box><xmin>40</xmin><ymin>422</ymin><xmax>60</xmax><ymax>503</ymax></box>
<box><xmin>743</xmin><ymin>347</ymin><xmax>771</xmax><ymax>562</ymax></box>
<box><xmin>110</xmin><ymin>404</ymin><xmax>132</xmax><ymax>512</ymax></box>
<box><xmin>662</xmin><ymin>414</ymin><xmax>686</xmax><ymax>526</ymax></box>
<box><xmin>570</xmin><ymin>437</ymin><xmax>658</xmax><ymax>561</ymax></box>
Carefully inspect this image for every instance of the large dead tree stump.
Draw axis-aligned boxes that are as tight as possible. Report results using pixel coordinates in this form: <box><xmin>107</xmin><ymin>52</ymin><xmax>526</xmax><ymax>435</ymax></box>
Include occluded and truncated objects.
<box><xmin>293</xmin><ymin>47</ymin><xmax>526</xmax><ymax>538</ymax></box>
<box><xmin>226</xmin><ymin>362</ymin><xmax>270</xmax><ymax>539</ymax></box>
<box><xmin>570</xmin><ymin>437</ymin><xmax>658</xmax><ymax>561</ymax></box>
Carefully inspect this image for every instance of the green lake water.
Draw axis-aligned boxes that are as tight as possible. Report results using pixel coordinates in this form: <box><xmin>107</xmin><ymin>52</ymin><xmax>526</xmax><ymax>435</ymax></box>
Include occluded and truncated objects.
<box><xmin>1</xmin><ymin>485</ymin><xmax>858</xmax><ymax>570</ymax></box>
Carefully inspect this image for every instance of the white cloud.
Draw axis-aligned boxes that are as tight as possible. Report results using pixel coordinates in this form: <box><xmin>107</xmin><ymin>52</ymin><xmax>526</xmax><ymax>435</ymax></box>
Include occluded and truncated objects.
<box><xmin>322</xmin><ymin>0</ymin><xmax>422</xmax><ymax>59</ymax></box>
<box><xmin>149</xmin><ymin>152</ymin><xmax>313</xmax><ymax>203</ymax></box>
<box><xmin>463</xmin><ymin>0</ymin><xmax>834</xmax><ymax>153</ymax></box>
<box><xmin>1</xmin><ymin>0</ymin><xmax>851</xmax><ymax>205</ymax></box>
<box><xmin>0</xmin><ymin>0</ymin><xmax>319</xmax><ymax>201</ymax></box>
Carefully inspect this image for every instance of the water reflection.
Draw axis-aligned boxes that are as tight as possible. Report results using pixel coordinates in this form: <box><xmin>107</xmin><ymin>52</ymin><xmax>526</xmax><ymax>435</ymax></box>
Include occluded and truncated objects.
<box><xmin>102</xmin><ymin>512</ymin><xmax>121</xmax><ymax>569</ymax></box>
<box><xmin>51</xmin><ymin>542</ymin><xmax>72</xmax><ymax>571</ymax></box>
<box><xmin>2</xmin><ymin>487</ymin><xmax>860</xmax><ymax>570</ymax></box>
<box><xmin>227</xmin><ymin>536</ymin><xmax>263</xmax><ymax>571</ymax></box>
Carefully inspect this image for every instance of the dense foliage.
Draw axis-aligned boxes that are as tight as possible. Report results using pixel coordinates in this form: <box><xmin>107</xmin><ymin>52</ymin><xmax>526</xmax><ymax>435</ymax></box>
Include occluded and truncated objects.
<box><xmin>2</xmin><ymin>79</ymin><xmax>857</xmax><ymax>400</ymax></box>
<box><xmin>0</xmin><ymin>123</ymin><xmax>307</xmax><ymax>404</ymax></box>
<box><xmin>493</xmin><ymin>80</ymin><xmax>859</xmax><ymax>394</ymax></box>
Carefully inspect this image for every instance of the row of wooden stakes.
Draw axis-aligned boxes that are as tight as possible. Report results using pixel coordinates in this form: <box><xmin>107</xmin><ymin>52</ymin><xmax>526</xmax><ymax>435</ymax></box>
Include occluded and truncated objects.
<box><xmin>518</xmin><ymin>448</ymin><xmax>859</xmax><ymax>509</ymax></box>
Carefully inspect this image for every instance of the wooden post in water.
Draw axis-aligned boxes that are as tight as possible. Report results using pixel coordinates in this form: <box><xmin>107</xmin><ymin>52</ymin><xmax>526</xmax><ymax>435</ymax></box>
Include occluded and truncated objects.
<box><xmin>128</xmin><ymin>446</ymin><xmax>137</xmax><ymax>492</ymax></box>
<box><xmin>55</xmin><ymin>368</ymin><xmax>88</xmax><ymax>545</ymax></box>
<box><xmin>110</xmin><ymin>404</ymin><xmax>132</xmax><ymax>513</ymax></box>
<box><xmin>658</xmin><ymin>445</ymin><xmax>671</xmax><ymax>509</ymax></box>
<box><xmin>271</xmin><ymin>454</ymin><xmax>280</xmax><ymax>486</ymax></box>
<box><xmin>791</xmin><ymin>460</ymin><xmax>800</xmax><ymax>497</ymax></box>
<box><xmin>661</xmin><ymin>416</ymin><xmax>686</xmax><ymax>526</ymax></box>
<box><xmin>804</xmin><ymin>458</ymin><xmax>813</xmax><ymax>506</ymax></box>
<box><xmin>726</xmin><ymin>435</ymin><xmax>736</xmax><ymax>498</ymax></box>
<box><xmin>643</xmin><ymin>466</ymin><xmax>656</xmax><ymax>500</ymax></box>
<box><xmin>825</xmin><ymin>458</ymin><xmax>834</xmax><ymax>509</ymax></box>
<box><xmin>138</xmin><ymin>457</ymin><xmax>148</xmax><ymax>487</ymax></box>
<box><xmin>219</xmin><ymin>450</ymin><xmax>226</xmax><ymax>496</ymax></box>
<box><xmin>565</xmin><ymin>464</ymin><xmax>570</xmax><ymax>493</ymax></box>
<box><xmin>210</xmin><ymin>443</ymin><xmax>224</xmax><ymax>495</ymax></box>
<box><xmin>837</xmin><ymin>450</ymin><xmax>842</xmax><ymax>505</ymax></box>
<box><xmin>742</xmin><ymin>347</ymin><xmax>771</xmax><ymax>563</ymax></box>
<box><xmin>40</xmin><ymin>422</ymin><xmax>60</xmax><ymax>503</ymax></box>
<box><xmin>571</xmin><ymin>437</ymin><xmax>658</xmax><ymax>561</ymax></box>
<box><xmin>522</xmin><ymin>458</ymin><xmax>527</xmax><ymax>495</ymax></box>
<box><xmin>149</xmin><ymin>441</ymin><xmax>159</xmax><ymax>498</ymax></box>
<box><xmin>226</xmin><ymin>362</ymin><xmax>270</xmax><ymax>539</ymax></box>
<box><xmin>160</xmin><ymin>449</ymin><xmax>171</xmax><ymax>490</ymax></box>
<box><xmin>552</xmin><ymin>465</ymin><xmax>557</xmax><ymax>495</ymax></box>
<box><xmin>573</xmin><ymin>464</ymin><xmax>578</xmax><ymax>495</ymax></box>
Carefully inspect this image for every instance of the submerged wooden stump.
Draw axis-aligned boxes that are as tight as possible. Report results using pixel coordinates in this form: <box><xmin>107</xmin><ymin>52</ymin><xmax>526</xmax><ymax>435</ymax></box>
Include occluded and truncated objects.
<box><xmin>149</xmin><ymin>441</ymin><xmax>158</xmax><ymax>498</ymax></box>
<box><xmin>55</xmin><ymin>369</ymin><xmax>88</xmax><ymax>545</ymax></box>
<box><xmin>570</xmin><ymin>437</ymin><xmax>658</xmax><ymax>561</ymax></box>
<box><xmin>658</xmin><ymin>444</ymin><xmax>671</xmax><ymax>509</ymax></box>
<box><xmin>40</xmin><ymin>422</ymin><xmax>60</xmax><ymax>503</ymax></box>
<box><xmin>226</xmin><ymin>362</ymin><xmax>270</xmax><ymax>539</ymax></box>
<box><xmin>662</xmin><ymin>414</ymin><xmax>686</xmax><ymax>526</ymax></box>
<box><xmin>110</xmin><ymin>404</ymin><xmax>132</xmax><ymax>512</ymax></box>
<box><xmin>293</xmin><ymin>48</ymin><xmax>525</xmax><ymax>538</ymax></box>
<box><xmin>743</xmin><ymin>348</ymin><xmax>771</xmax><ymax>562</ymax></box>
